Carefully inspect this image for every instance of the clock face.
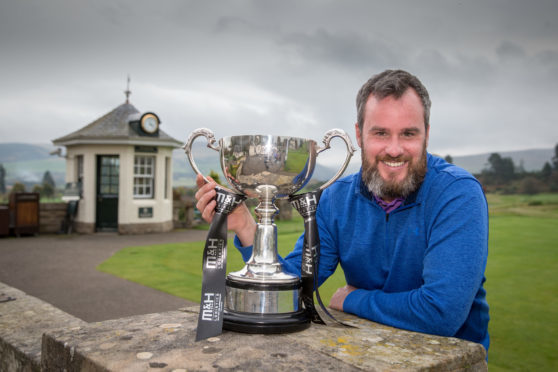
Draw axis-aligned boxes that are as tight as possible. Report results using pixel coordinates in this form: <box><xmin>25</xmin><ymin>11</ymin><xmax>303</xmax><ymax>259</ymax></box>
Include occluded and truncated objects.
<box><xmin>140</xmin><ymin>113</ymin><xmax>159</xmax><ymax>134</ymax></box>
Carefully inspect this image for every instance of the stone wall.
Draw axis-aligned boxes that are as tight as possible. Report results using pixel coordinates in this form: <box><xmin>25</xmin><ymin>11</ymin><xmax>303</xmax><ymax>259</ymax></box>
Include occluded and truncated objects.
<box><xmin>36</xmin><ymin>201</ymin><xmax>192</xmax><ymax>235</ymax></box>
<box><xmin>0</xmin><ymin>282</ymin><xmax>85</xmax><ymax>372</ymax></box>
<box><xmin>1</xmin><ymin>281</ymin><xmax>488</xmax><ymax>371</ymax></box>
<box><xmin>118</xmin><ymin>220</ymin><xmax>174</xmax><ymax>234</ymax></box>
<box><xmin>173</xmin><ymin>196</ymin><xmax>196</xmax><ymax>229</ymax></box>
<box><xmin>74</xmin><ymin>221</ymin><xmax>95</xmax><ymax>234</ymax></box>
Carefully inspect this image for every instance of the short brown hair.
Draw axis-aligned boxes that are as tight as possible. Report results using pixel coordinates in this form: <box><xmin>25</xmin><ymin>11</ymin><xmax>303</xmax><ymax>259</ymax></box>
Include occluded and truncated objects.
<box><xmin>356</xmin><ymin>69</ymin><xmax>431</xmax><ymax>131</ymax></box>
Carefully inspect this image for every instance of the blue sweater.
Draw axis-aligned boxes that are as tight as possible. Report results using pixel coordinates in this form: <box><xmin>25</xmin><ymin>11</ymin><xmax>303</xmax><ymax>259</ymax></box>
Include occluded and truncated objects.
<box><xmin>236</xmin><ymin>154</ymin><xmax>489</xmax><ymax>350</ymax></box>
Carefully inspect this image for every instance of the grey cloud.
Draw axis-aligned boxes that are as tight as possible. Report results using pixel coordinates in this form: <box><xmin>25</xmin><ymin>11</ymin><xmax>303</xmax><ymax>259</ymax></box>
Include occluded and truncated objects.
<box><xmin>278</xmin><ymin>29</ymin><xmax>404</xmax><ymax>71</ymax></box>
<box><xmin>534</xmin><ymin>49</ymin><xmax>558</xmax><ymax>72</ymax></box>
<box><xmin>214</xmin><ymin>16</ymin><xmax>258</xmax><ymax>34</ymax></box>
<box><xmin>496</xmin><ymin>41</ymin><xmax>527</xmax><ymax>61</ymax></box>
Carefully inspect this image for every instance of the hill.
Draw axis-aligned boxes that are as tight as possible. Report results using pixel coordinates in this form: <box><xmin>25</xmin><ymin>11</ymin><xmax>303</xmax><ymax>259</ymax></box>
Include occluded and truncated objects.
<box><xmin>0</xmin><ymin>142</ymin><xmax>555</xmax><ymax>189</ymax></box>
<box><xmin>451</xmin><ymin>148</ymin><xmax>554</xmax><ymax>174</ymax></box>
<box><xmin>0</xmin><ymin>143</ymin><xmax>56</xmax><ymax>162</ymax></box>
<box><xmin>0</xmin><ymin>143</ymin><xmax>65</xmax><ymax>189</ymax></box>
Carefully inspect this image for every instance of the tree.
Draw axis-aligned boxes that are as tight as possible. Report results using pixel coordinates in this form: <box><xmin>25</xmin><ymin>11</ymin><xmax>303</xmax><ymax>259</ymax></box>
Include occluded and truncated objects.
<box><xmin>32</xmin><ymin>184</ymin><xmax>43</xmax><ymax>194</ymax></box>
<box><xmin>517</xmin><ymin>176</ymin><xmax>544</xmax><ymax>195</ymax></box>
<box><xmin>549</xmin><ymin>171</ymin><xmax>558</xmax><ymax>192</ymax></box>
<box><xmin>42</xmin><ymin>171</ymin><xmax>56</xmax><ymax>189</ymax></box>
<box><xmin>41</xmin><ymin>182</ymin><xmax>55</xmax><ymax>198</ymax></box>
<box><xmin>541</xmin><ymin>162</ymin><xmax>552</xmax><ymax>180</ymax></box>
<box><xmin>486</xmin><ymin>153</ymin><xmax>515</xmax><ymax>184</ymax></box>
<box><xmin>516</xmin><ymin>159</ymin><xmax>526</xmax><ymax>175</ymax></box>
<box><xmin>552</xmin><ymin>143</ymin><xmax>558</xmax><ymax>171</ymax></box>
<box><xmin>444</xmin><ymin>155</ymin><xmax>453</xmax><ymax>164</ymax></box>
<box><xmin>34</xmin><ymin>170</ymin><xmax>56</xmax><ymax>198</ymax></box>
<box><xmin>0</xmin><ymin>163</ymin><xmax>5</xmax><ymax>194</ymax></box>
<box><xmin>11</xmin><ymin>182</ymin><xmax>25</xmax><ymax>194</ymax></box>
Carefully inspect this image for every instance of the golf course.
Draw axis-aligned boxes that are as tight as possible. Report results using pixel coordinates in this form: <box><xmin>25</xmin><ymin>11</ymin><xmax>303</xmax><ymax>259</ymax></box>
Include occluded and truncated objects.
<box><xmin>98</xmin><ymin>193</ymin><xmax>558</xmax><ymax>371</ymax></box>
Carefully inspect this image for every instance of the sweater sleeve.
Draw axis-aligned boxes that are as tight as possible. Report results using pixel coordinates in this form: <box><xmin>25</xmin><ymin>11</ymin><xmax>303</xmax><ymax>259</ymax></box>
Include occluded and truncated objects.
<box><xmin>233</xmin><ymin>235</ymin><xmax>254</xmax><ymax>262</ymax></box>
<box><xmin>343</xmin><ymin>178</ymin><xmax>488</xmax><ymax>337</ymax></box>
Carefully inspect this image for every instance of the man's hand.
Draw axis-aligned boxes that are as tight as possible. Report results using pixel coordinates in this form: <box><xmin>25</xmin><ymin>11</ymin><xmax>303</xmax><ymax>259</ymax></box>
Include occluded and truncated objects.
<box><xmin>329</xmin><ymin>284</ymin><xmax>357</xmax><ymax>311</ymax></box>
<box><xmin>194</xmin><ymin>174</ymin><xmax>256</xmax><ymax>246</ymax></box>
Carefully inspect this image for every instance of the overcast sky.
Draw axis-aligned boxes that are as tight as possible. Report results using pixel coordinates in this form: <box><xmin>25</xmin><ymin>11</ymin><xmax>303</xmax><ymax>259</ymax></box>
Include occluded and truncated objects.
<box><xmin>1</xmin><ymin>0</ymin><xmax>557</xmax><ymax>157</ymax></box>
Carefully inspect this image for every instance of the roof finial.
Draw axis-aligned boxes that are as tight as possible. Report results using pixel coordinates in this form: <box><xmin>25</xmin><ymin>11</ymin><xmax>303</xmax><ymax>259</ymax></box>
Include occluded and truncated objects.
<box><xmin>124</xmin><ymin>75</ymin><xmax>131</xmax><ymax>103</ymax></box>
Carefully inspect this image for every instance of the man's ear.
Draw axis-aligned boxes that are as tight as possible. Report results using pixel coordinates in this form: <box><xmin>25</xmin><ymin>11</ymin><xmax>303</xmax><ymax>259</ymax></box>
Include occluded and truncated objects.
<box><xmin>355</xmin><ymin>122</ymin><xmax>362</xmax><ymax>148</ymax></box>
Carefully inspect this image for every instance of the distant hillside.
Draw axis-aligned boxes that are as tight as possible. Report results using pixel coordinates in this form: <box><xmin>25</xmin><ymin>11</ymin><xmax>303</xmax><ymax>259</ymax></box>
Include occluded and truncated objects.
<box><xmin>0</xmin><ymin>143</ymin><xmax>58</xmax><ymax>162</ymax></box>
<box><xmin>451</xmin><ymin>148</ymin><xmax>554</xmax><ymax>174</ymax></box>
<box><xmin>0</xmin><ymin>142</ymin><xmax>554</xmax><ymax>189</ymax></box>
<box><xmin>0</xmin><ymin>143</ymin><xmax>65</xmax><ymax>189</ymax></box>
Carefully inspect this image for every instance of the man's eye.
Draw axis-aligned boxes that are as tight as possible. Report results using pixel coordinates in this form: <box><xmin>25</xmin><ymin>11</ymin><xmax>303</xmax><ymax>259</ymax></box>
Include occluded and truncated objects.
<box><xmin>374</xmin><ymin>131</ymin><xmax>387</xmax><ymax>137</ymax></box>
<box><xmin>403</xmin><ymin>131</ymin><xmax>416</xmax><ymax>137</ymax></box>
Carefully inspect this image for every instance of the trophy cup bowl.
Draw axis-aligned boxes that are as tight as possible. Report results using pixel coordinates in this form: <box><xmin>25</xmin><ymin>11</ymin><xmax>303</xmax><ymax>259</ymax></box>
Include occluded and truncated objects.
<box><xmin>184</xmin><ymin>128</ymin><xmax>354</xmax><ymax>333</ymax></box>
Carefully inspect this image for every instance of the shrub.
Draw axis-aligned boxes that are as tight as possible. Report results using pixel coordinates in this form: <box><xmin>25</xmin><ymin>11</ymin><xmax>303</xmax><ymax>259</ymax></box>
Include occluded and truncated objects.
<box><xmin>518</xmin><ymin>176</ymin><xmax>545</xmax><ymax>195</ymax></box>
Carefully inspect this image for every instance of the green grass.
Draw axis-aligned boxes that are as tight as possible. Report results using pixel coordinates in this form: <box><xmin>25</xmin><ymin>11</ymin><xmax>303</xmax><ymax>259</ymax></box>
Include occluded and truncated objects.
<box><xmin>486</xmin><ymin>214</ymin><xmax>557</xmax><ymax>371</ymax></box>
<box><xmin>486</xmin><ymin>193</ymin><xmax>558</xmax><ymax>218</ymax></box>
<box><xmin>98</xmin><ymin>193</ymin><xmax>558</xmax><ymax>371</ymax></box>
<box><xmin>98</xmin><ymin>215</ymin><xmax>346</xmax><ymax>305</ymax></box>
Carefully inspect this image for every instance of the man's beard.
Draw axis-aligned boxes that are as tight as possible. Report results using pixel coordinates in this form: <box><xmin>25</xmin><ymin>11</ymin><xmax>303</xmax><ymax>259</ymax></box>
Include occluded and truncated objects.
<box><xmin>361</xmin><ymin>142</ymin><xmax>427</xmax><ymax>201</ymax></box>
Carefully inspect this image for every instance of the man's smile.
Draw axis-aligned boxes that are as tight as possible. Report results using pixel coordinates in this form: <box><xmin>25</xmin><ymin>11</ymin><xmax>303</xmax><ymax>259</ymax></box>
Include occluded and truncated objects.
<box><xmin>382</xmin><ymin>160</ymin><xmax>406</xmax><ymax>168</ymax></box>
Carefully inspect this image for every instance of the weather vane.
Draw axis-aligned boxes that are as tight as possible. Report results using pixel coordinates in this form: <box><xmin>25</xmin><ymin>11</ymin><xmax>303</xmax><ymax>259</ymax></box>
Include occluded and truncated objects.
<box><xmin>124</xmin><ymin>75</ymin><xmax>131</xmax><ymax>103</ymax></box>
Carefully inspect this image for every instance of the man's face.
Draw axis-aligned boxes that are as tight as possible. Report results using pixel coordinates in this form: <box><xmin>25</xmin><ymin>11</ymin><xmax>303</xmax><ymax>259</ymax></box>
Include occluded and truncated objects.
<box><xmin>355</xmin><ymin>89</ymin><xmax>429</xmax><ymax>201</ymax></box>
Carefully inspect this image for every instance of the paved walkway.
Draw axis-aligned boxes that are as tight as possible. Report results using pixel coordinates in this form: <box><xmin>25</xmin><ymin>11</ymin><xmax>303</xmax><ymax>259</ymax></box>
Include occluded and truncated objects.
<box><xmin>0</xmin><ymin>229</ymin><xmax>210</xmax><ymax>322</ymax></box>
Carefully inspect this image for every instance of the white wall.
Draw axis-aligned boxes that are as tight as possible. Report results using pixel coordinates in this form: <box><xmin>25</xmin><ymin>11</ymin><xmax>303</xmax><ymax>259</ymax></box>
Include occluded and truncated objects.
<box><xmin>65</xmin><ymin>144</ymin><xmax>174</xmax><ymax>229</ymax></box>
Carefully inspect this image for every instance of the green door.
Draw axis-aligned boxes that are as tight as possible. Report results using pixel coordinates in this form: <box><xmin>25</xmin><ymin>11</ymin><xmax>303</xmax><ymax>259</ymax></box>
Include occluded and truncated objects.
<box><xmin>96</xmin><ymin>155</ymin><xmax>119</xmax><ymax>231</ymax></box>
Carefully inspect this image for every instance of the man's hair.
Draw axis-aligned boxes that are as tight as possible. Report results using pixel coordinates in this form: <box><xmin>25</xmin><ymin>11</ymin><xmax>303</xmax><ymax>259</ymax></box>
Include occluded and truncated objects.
<box><xmin>356</xmin><ymin>69</ymin><xmax>431</xmax><ymax>131</ymax></box>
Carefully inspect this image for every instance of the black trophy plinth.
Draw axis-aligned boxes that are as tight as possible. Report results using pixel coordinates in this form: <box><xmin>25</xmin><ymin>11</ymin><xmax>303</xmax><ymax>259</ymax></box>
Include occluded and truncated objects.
<box><xmin>222</xmin><ymin>278</ymin><xmax>311</xmax><ymax>334</ymax></box>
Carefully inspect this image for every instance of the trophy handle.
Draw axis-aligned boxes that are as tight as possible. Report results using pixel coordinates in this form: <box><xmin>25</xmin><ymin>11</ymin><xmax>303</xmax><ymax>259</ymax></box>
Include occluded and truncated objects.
<box><xmin>183</xmin><ymin>128</ymin><xmax>222</xmax><ymax>184</ymax></box>
<box><xmin>316</xmin><ymin>129</ymin><xmax>356</xmax><ymax>190</ymax></box>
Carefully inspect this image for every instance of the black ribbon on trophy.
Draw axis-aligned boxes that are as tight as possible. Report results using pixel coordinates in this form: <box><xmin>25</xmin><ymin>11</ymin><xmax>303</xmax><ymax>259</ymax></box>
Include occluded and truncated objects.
<box><xmin>289</xmin><ymin>190</ymin><xmax>353</xmax><ymax>327</ymax></box>
<box><xmin>196</xmin><ymin>186</ymin><xmax>246</xmax><ymax>341</ymax></box>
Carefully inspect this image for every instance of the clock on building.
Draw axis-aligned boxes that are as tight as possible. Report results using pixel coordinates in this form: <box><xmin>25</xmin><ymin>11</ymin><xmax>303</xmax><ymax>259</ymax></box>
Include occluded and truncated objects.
<box><xmin>140</xmin><ymin>113</ymin><xmax>160</xmax><ymax>134</ymax></box>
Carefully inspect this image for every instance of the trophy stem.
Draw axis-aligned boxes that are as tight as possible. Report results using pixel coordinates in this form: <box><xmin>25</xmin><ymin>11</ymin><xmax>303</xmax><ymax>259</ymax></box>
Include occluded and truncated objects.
<box><xmin>254</xmin><ymin>184</ymin><xmax>278</xmax><ymax>225</ymax></box>
<box><xmin>248</xmin><ymin>185</ymin><xmax>281</xmax><ymax>274</ymax></box>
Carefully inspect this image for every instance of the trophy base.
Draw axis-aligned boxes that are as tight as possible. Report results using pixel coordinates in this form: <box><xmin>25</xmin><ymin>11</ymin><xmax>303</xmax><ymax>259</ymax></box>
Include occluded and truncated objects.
<box><xmin>223</xmin><ymin>309</ymin><xmax>310</xmax><ymax>334</ymax></box>
<box><xmin>223</xmin><ymin>277</ymin><xmax>310</xmax><ymax>334</ymax></box>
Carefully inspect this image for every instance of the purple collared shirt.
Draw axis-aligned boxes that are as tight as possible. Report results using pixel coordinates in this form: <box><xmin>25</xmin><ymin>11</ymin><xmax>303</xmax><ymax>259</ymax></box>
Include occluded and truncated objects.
<box><xmin>373</xmin><ymin>195</ymin><xmax>404</xmax><ymax>214</ymax></box>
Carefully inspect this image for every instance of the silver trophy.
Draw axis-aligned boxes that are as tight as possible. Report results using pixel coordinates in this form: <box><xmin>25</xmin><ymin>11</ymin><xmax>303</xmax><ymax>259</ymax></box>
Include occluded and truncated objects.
<box><xmin>184</xmin><ymin>128</ymin><xmax>355</xmax><ymax>333</ymax></box>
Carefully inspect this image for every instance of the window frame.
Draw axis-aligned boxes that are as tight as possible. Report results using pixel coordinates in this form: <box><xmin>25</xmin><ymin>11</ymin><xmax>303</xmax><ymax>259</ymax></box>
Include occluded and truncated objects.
<box><xmin>133</xmin><ymin>155</ymin><xmax>155</xmax><ymax>199</ymax></box>
<box><xmin>164</xmin><ymin>156</ymin><xmax>171</xmax><ymax>199</ymax></box>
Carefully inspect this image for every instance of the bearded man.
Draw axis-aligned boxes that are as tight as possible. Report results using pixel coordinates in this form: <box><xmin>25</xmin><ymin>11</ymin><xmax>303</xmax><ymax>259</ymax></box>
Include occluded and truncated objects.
<box><xmin>195</xmin><ymin>69</ymin><xmax>490</xmax><ymax>351</ymax></box>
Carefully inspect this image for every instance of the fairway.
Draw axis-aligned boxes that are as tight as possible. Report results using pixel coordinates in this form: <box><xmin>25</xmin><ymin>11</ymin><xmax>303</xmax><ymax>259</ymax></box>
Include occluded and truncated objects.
<box><xmin>98</xmin><ymin>193</ymin><xmax>558</xmax><ymax>371</ymax></box>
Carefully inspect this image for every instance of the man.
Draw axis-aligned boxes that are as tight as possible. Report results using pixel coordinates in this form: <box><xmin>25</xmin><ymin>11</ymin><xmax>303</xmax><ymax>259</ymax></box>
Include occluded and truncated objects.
<box><xmin>195</xmin><ymin>69</ymin><xmax>489</xmax><ymax>351</ymax></box>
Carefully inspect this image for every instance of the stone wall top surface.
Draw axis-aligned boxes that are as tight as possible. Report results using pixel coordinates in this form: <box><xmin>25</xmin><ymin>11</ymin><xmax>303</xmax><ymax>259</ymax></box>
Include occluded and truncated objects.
<box><xmin>0</xmin><ymin>282</ymin><xmax>86</xmax><ymax>371</ymax></box>
<box><xmin>0</xmin><ymin>280</ymin><xmax>487</xmax><ymax>371</ymax></box>
<box><xmin>42</xmin><ymin>306</ymin><xmax>487</xmax><ymax>372</ymax></box>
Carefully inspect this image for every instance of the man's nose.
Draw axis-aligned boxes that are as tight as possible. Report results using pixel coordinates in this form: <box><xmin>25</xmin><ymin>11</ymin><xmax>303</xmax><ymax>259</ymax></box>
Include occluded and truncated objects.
<box><xmin>385</xmin><ymin>137</ymin><xmax>403</xmax><ymax>157</ymax></box>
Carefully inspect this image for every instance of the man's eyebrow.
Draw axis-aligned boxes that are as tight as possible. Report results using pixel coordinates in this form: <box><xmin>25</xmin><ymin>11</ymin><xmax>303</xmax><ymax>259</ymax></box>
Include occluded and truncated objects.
<box><xmin>368</xmin><ymin>126</ymin><xmax>422</xmax><ymax>132</ymax></box>
<box><xmin>368</xmin><ymin>125</ymin><xmax>387</xmax><ymax>132</ymax></box>
<box><xmin>403</xmin><ymin>127</ymin><xmax>421</xmax><ymax>133</ymax></box>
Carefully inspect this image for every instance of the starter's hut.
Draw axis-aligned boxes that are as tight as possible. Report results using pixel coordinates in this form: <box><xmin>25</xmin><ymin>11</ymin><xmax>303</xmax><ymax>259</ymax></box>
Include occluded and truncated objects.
<box><xmin>52</xmin><ymin>95</ymin><xmax>182</xmax><ymax>234</ymax></box>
